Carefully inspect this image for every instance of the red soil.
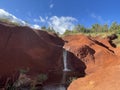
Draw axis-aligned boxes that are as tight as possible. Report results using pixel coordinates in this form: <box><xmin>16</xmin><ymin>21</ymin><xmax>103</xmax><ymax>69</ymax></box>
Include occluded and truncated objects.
<box><xmin>0</xmin><ymin>21</ymin><xmax>120</xmax><ymax>90</ymax></box>
<box><xmin>63</xmin><ymin>34</ymin><xmax>120</xmax><ymax>90</ymax></box>
<box><xmin>0</xmin><ymin>22</ymin><xmax>65</xmax><ymax>87</ymax></box>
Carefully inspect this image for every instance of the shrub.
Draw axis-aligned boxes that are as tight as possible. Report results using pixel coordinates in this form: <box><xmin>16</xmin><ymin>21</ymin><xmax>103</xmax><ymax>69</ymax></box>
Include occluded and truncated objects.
<box><xmin>37</xmin><ymin>74</ymin><xmax>48</xmax><ymax>84</ymax></box>
<box><xmin>19</xmin><ymin>68</ymin><xmax>30</xmax><ymax>74</ymax></box>
<box><xmin>66</xmin><ymin>77</ymin><xmax>78</xmax><ymax>86</ymax></box>
<box><xmin>0</xmin><ymin>18</ymin><xmax>20</xmax><ymax>26</ymax></box>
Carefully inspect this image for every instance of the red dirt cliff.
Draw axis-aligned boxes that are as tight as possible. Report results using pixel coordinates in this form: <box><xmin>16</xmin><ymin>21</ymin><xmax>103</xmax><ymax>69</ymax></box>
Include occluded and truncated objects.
<box><xmin>64</xmin><ymin>34</ymin><xmax>120</xmax><ymax>90</ymax></box>
<box><xmin>0</xmin><ymin>22</ymin><xmax>65</xmax><ymax>87</ymax></box>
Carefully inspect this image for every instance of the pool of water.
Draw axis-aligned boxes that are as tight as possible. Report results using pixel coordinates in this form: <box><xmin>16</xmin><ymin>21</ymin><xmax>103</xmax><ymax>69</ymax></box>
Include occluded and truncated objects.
<box><xmin>42</xmin><ymin>84</ymin><xmax>66</xmax><ymax>90</ymax></box>
<box><xmin>14</xmin><ymin>84</ymin><xmax>67</xmax><ymax>90</ymax></box>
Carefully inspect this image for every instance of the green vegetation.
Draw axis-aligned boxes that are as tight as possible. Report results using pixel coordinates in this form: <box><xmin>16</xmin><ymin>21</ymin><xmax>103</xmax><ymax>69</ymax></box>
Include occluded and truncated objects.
<box><xmin>0</xmin><ymin>18</ymin><xmax>21</xmax><ymax>26</ymax></box>
<box><xmin>30</xmin><ymin>73</ymin><xmax>48</xmax><ymax>90</ymax></box>
<box><xmin>37</xmin><ymin>73</ymin><xmax>48</xmax><ymax>84</ymax></box>
<box><xmin>5</xmin><ymin>72</ymin><xmax>48</xmax><ymax>90</ymax></box>
<box><xmin>40</xmin><ymin>22</ymin><xmax>120</xmax><ymax>46</ymax></box>
<box><xmin>3</xmin><ymin>69</ymin><xmax>47</xmax><ymax>89</ymax></box>
<box><xmin>66</xmin><ymin>77</ymin><xmax>78</xmax><ymax>86</ymax></box>
<box><xmin>62</xmin><ymin>22</ymin><xmax>120</xmax><ymax>47</ymax></box>
<box><xmin>19</xmin><ymin>68</ymin><xmax>30</xmax><ymax>74</ymax></box>
<box><xmin>0</xmin><ymin>17</ymin><xmax>120</xmax><ymax>46</ymax></box>
<box><xmin>63</xmin><ymin>22</ymin><xmax>120</xmax><ymax>36</ymax></box>
<box><xmin>41</xmin><ymin>26</ymin><xmax>60</xmax><ymax>35</ymax></box>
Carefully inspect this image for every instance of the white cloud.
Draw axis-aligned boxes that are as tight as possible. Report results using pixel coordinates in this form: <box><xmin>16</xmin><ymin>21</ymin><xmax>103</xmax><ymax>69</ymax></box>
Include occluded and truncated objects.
<box><xmin>46</xmin><ymin>16</ymin><xmax>48</xmax><ymax>20</ymax></box>
<box><xmin>32</xmin><ymin>24</ymin><xmax>41</xmax><ymax>29</ymax></box>
<box><xmin>91</xmin><ymin>13</ymin><xmax>97</xmax><ymax>18</ymax></box>
<box><xmin>48</xmin><ymin>16</ymin><xmax>77</xmax><ymax>34</ymax></box>
<box><xmin>34</xmin><ymin>16</ymin><xmax>49</xmax><ymax>23</ymax></box>
<box><xmin>0</xmin><ymin>9</ymin><xmax>27</xmax><ymax>26</ymax></box>
<box><xmin>39</xmin><ymin>16</ymin><xmax>46</xmax><ymax>22</ymax></box>
<box><xmin>33</xmin><ymin>19</ymin><xmax>40</xmax><ymax>23</ymax></box>
<box><xmin>50</xmin><ymin>4</ymin><xmax>54</xmax><ymax>9</ymax></box>
<box><xmin>91</xmin><ymin>13</ymin><xmax>110</xmax><ymax>24</ymax></box>
<box><xmin>0</xmin><ymin>9</ymin><xmax>41</xmax><ymax>30</ymax></box>
<box><xmin>0</xmin><ymin>9</ymin><xmax>77</xmax><ymax>34</ymax></box>
<box><xmin>91</xmin><ymin>13</ymin><xmax>103</xmax><ymax>22</ymax></box>
<box><xmin>33</xmin><ymin>16</ymin><xmax>48</xmax><ymax>23</ymax></box>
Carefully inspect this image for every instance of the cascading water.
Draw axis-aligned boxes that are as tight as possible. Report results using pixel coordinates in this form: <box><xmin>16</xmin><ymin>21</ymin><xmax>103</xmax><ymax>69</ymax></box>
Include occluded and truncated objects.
<box><xmin>61</xmin><ymin>49</ymin><xmax>71</xmax><ymax>86</ymax></box>
<box><xmin>42</xmin><ymin>84</ymin><xmax>66</xmax><ymax>90</ymax></box>
<box><xmin>63</xmin><ymin>49</ymin><xmax>70</xmax><ymax>71</ymax></box>
<box><xmin>41</xmin><ymin>49</ymin><xmax>71</xmax><ymax>90</ymax></box>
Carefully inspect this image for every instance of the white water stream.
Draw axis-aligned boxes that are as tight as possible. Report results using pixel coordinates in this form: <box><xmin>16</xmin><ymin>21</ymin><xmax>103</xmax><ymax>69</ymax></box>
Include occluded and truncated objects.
<box><xmin>63</xmin><ymin>49</ymin><xmax>70</xmax><ymax>71</ymax></box>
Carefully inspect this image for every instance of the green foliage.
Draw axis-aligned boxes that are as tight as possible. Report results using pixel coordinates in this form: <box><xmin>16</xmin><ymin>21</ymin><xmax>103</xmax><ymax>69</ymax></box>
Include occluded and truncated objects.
<box><xmin>116</xmin><ymin>30</ymin><xmax>120</xmax><ymax>34</ymax></box>
<box><xmin>73</xmin><ymin>24</ymin><xmax>86</xmax><ymax>33</ymax></box>
<box><xmin>5</xmin><ymin>73</ymin><xmax>48</xmax><ymax>90</ymax></box>
<box><xmin>41</xmin><ymin>26</ymin><xmax>46</xmax><ymax>30</ymax></box>
<box><xmin>63</xmin><ymin>29</ymin><xmax>72</xmax><ymax>35</ymax></box>
<box><xmin>19</xmin><ymin>68</ymin><xmax>30</xmax><ymax>74</ymax></box>
<box><xmin>37</xmin><ymin>73</ymin><xmax>48</xmax><ymax>83</ymax></box>
<box><xmin>47</xmin><ymin>27</ymin><xmax>56</xmax><ymax>33</ymax></box>
<box><xmin>66</xmin><ymin>77</ymin><xmax>78</xmax><ymax>86</ymax></box>
<box><xmin>29</xmin><ymin>73</ymin><xmax>48</xmax><ymax>90</ymax></box>
<box><xmin>91</xmin><ymin>24</ymin><xmax>102</xmax><ymax>33</ymax></box>
<box><xmin>41</xmin><ymin>26</ymin><xmax>60</xmax><ymax>36</ymax></box>
<box><xmin>110</xmin><ymin>22</ymin><xmax>119</xmax><ymax>31</ymax></box>
<box><xmin>6</xmin><ymin>84</ymin><xmax>17</xmax><ymax>90</ymax></box>
<box><xmin>0</xmin><ymin>18</ymin><xmax>20</xmax><ymax>26</ymax></box>
<box><xmin>0</xmin><ymin>18</ymin><xmax>10</xmax><ymax>23</ymax></box>
<box><xmin>102</xmin><ymin>24</ymin><xmax>108</xmax><ymax>32</ymax></box>
<box><xmin>63</xmin><ymin>21</ymin><xmax>120</xmax><ymax>37</ymax></box>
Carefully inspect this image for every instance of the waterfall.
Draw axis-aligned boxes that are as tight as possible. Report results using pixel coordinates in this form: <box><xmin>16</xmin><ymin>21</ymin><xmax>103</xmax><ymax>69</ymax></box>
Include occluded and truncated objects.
<box><xmin>63</xmin><ymin>49</ymin><xmax>70</xmax><ymax>71</ymax></box>
<box><xmin>43</xmin><ymin>84</ymin><xmax>66</xmax><ymax>90</ymax></box>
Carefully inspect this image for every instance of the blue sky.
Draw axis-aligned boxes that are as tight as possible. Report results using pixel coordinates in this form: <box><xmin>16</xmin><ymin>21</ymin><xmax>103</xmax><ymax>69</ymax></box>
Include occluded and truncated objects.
<box><xmin>0</xmin><ymin>0</ymin><xmax>120</xmax><ymax>33</ymax></box>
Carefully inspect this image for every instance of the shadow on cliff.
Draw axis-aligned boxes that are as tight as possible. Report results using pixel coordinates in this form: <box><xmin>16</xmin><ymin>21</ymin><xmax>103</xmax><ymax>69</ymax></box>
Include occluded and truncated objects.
<box><xmin>90</xmin><ymin>38</ymin><xmax>115</xmax><ymax>53</ymax></box>
<box><xmin>67</xmin><ymin>51</ymin><xmax>87</xmax><ymax>77</ymax></box>
<box><xmin>0</xmin><ymin>23</ymin><xmax>64</xmax><ymax>88</ymax></box>
<box><xmin>44</xmin><ymin>50</ymin><xmax>87</xmax><ymax>85</ymax></box>
<box><xmin>0</xmin><ymin>22</ymin><xmax>87</xmax><ymax>89</ymax></box>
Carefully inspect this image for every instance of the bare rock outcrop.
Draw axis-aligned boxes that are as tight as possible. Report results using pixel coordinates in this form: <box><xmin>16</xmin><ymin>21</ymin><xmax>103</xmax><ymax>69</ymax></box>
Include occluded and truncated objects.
<box><xmin>0</xmin><ymin>22</ymin><xmax>65</xmax><ymax>87</ymax></box>
<box><xmin>63</xmin><ymin>34</ymin><xmax>120</xmax><ymax>90</ymax></box>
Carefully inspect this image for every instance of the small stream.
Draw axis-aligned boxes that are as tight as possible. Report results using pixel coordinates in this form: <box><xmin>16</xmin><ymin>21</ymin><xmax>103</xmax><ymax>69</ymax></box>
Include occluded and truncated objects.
<box><xmin>43</xmin><ymin>49</ymin><xmax>71</xmax><ymax>90</ymax></box>
<box><xmin>63</xmin><ymin>49</ymin><xmax>71</xmax><ymax>71</ymax></box>
<box><xmin>42</xmin><ymin>84</ymin><xmax>66</xmax><ymax>90</ymax></box>
<box><xmin>17</xmin><ymin>49</ymin><xmax>71</xmax><ymax>90</ymax></box>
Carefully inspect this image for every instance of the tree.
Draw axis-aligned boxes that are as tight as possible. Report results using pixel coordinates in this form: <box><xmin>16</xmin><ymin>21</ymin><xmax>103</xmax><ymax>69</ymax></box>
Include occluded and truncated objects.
<box><xmin>63</xmin><ymin>29</ymin><xmax>72</xmax><ymax>35</ymax></box>
<box><xmin>110</xmin><ymin>22</ymin><xmax>119</xmax><ymax>31</ymax></box>
<box><xmin>91</xmin><ymin>24</ymin><xmax>102</xmax><ymax>33</ymax></box>
<box><xmin>47</xmin><ymin>27</ymin><xmax>56</xmax><ymax>33</ymax></box>
<box><xmin>73</xmin><ymin>24</ymin><xmax>86</xmax><ymax>33</ymax></box>
<box><xmin>41</xmin><ymin>26</ymin><xmax>46</xmax><ymax>30</ymax></box>
<box><xmin>102</xmin><ymin>24</ymin><xmax>108</xmax><ymax>32</ymax></box>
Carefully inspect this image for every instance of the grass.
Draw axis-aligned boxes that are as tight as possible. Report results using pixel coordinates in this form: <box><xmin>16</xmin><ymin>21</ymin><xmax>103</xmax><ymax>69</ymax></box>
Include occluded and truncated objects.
<box><xmin>84</xmin><ymin>32</ymin><xmax>120</xmax><ymax>47</ymax></box>
<box><xmin>113</xmin><ymin>34</ymin><xmax>120</xmax><ymax>47</ymax></box>
<box><xmin>62</xmin><ymin>31</ymin><xmax>120</xmax><ymax>47</ymax></box>
<box><xmin>0</xmin><ymin>18</ymin><xmax>21</xmax><ymax>26</ymax></box>
<box><xmin>37</xmin><ymin>73</ymin><xmax>48</xmax><ymax>83</ymax></box>
<box><xmin>85</xmin><ymin>31</ymin><xmax>115</xmax><ymax>37</ymax></box>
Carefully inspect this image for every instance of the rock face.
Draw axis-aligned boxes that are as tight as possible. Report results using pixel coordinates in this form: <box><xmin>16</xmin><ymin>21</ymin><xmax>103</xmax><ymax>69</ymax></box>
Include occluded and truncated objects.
<box><xmin>0</xmin><ymin>22</ymin><xmax>88</xmax><ymax>89</ymax></box>
<box><xmin>1</xmin><ymin>21</ymin><xmax>120</xmax><ymax>90</ymax></box>
<box><xmin>0</xmin><ymin>22</ymin><xmax>65</xmax><ymax>87</ymax></box>
<box><xmin>63</xmin><ymin>34</ymin><xmax>117</xmax><ymax>73</ymax></box>
<box><xmin>63</xmin><ymin>34</ymin><xmax>120</xmax><ymax>90</ymax></box>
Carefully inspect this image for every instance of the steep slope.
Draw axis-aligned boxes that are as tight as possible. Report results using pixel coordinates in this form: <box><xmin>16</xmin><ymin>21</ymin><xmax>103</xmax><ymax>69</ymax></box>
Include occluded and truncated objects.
<box><xmin>63</xmin><ymin>34</ymin><xmax>120</xmax><ymax>90</ymax></box>
<box><xmin>64</xmin><ymin>35</ymin><xmax>118</xmax><ymax>73</ymax></box>
<box><xmin>0</xmin><ymin>22</ymin><xmax>65</xmax><ymax>87</ymax></box>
